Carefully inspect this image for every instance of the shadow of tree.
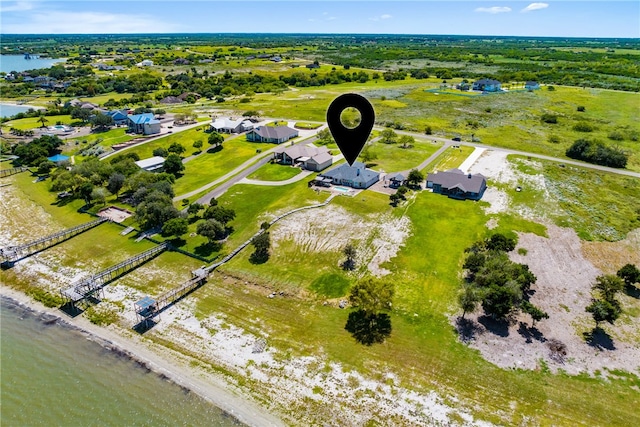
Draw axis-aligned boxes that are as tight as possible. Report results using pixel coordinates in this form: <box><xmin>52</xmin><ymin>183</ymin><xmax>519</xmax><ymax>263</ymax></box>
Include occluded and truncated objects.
<box><xmin>194</xmin><ymin>241</ymin><xmax>222</xmax><ymax>257</ymax></box>
<box><xmin>583</xmin><ymin>327</ymin><xmax>616</xmax><ymax>351</ymax></box>
<box><xmin>624</xmin><ymin>283</ymin><xmax>640</xmax><ymax>299</ymax></box>
<box><xmin>455</xmin><ymin>317</ymin><xmax>484</xmax><ymax>343</ymax></box>
<box><xmin>344</xmin><ymin>310</ymin><xmax>392</xmax><ymax>345</ymax></box>
<box><xmin>477</xmin><ymin>315</ymin><xmax>510</xmax><ymax>337</ymax></box>
<box><xmin>206</xmin><ymin>145</ymin><xmax>223</xmax><ymax>154</ymax></box>
<box><xmin>169</xmin><ymin>237</ymin><xmax>187</xmax><ymax>248</ymax></box>
<box><xmin>517</xmin><ymin>322</ymin><xmax>546</xmax><ymax>344</ymax></box>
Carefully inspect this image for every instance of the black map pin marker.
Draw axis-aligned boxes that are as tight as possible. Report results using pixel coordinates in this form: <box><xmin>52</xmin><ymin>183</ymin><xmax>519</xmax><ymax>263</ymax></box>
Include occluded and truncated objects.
<box><xmin>326</xmin><ymin>93</ymin><xmax>375</xmax><ymax>166</ymax></box>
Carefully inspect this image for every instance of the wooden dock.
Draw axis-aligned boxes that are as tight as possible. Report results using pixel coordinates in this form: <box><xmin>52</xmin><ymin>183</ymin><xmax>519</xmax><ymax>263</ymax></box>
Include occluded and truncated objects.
<box><xmin>0</xmin><ymin>217</ymin><xmax>108</xmax><ymax>268</ymax></box>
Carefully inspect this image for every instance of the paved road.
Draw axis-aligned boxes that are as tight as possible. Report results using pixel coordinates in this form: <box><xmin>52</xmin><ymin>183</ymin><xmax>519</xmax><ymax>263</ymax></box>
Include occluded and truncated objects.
<box><xmin>391</xmin><ymin>128</ymin><xmax>640</xmax><ymax>179</ymax></box>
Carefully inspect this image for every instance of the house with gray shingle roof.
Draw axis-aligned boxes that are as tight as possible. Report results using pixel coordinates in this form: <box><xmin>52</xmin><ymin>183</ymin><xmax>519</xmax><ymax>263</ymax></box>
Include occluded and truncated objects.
<box><xmin>246</xmin><ymin>125</ymin><xmax>299</xmax><ymax>144</ymax></box>
<box><xmin>274</xmin><ymin>144</ymin><xmax>332</xmax><ymax>171</ymax></box>
<box><xmin>319</xmin><ymin>161</ymin><xmax>379</xmax><ymax>189</ymax></box>
<box><xmin>426</xmin><ymin>168</ymin><xmax>486</xmax><ymax>200</ymax></box>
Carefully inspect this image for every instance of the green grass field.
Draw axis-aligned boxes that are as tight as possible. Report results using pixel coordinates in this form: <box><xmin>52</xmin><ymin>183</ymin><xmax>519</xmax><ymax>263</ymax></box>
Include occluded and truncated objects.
<box><xmin>366</xmin><ymin>138</ymin><xmax>442</xmax><ymax>172</ymax></box>
<box><xmin>173</xmin><ymin>138</ymin><xmax>264</xmax><ymax>197</ymax></box>
<box><xmin>425</xmin><ymin>145</ymin><xmax>475</xmax><ymax>172</ymax></box>
<box><xmin>246</xmin><ymin>163</ymin><xmax>302</xmax><ymax>181</ymax></box>
<box><xmin>2</xmin><ymin>114</ymin><xmax>74</xmax><ymax>131</ymax></box>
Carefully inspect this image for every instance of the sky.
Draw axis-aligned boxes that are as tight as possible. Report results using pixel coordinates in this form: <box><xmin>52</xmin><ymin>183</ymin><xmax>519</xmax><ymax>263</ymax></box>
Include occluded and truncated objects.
<box><xmin>0</xmin><ymin>1</ymin><xmax>638</xmax><ymax>38</ymax></box>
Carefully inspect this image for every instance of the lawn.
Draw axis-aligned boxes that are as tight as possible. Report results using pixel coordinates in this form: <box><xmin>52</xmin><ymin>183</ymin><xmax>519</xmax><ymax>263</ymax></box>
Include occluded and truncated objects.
<box><xmin>113</xmin><ymin>127</ymin><xmax>211</xmax><ymax>160</ymax></box>
<box><xmin>2</xmin><ymin>114</ymin><xmax>74</xmax><ymax>131</ymax></box>
<box><xmin>246</xmin><ymin>162</ymin><xmax>303</xmax><ymax>181</ymax></box>
<box><xmin>294</xmin><ymin>122</ymin><xmax>322</xmax><ymax>130</ymax></box>
<box><xmin>424</xmin><ymin>145</ymin><xmax>475</xmax><ymax>172</ymax></box>
<box><xmin>172</xmin><ymin>138</ymin><xmax>263</xmax><ymax>197</ymax></box>
<box><xmin>195</xmin><ymin>189</ymin><xmax>640</xmax><ymax>426</ymax></box>
<box><xmin>64</xmin><ymin>127</ymin><xmax>134</xmax><ymax>153</ymax></box>
<box><xmin>365</xmin><ymin>138</ymin><xmax>442</xmax><ymax>172</ymax></box>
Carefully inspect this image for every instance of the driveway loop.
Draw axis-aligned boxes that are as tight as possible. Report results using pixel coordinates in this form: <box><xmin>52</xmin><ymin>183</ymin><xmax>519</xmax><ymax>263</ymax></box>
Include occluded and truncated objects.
<box><xmin>326</xmin><ymin>93</ymin><xmax>375</xmax><ymax>166</ymax></box>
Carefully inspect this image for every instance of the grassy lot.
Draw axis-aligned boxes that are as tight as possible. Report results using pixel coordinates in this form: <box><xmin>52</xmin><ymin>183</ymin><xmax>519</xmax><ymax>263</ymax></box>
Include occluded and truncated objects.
<box><xmin>365</xmin><ymin>138</ymin><xmax>442</xmax><ymax>172</ymax></box>
<box><xmin>173</xmin><ymin>138</ymin><xmax>263</xmax><ymax>197</ymax></box>
<box><xmin>507</xmin><ymin>156</ymin><xmax>640</xmax><ymax>241</ymax></box>
<box><xmin>113</xmin><ymin>127</ymin><xmax>211</xmax><ymax>160</ymax></box>
<box><xmin>64</xmin><ymin>127</ymin><xmax>134</xmax><ymax>154</ymax></box>
<box><xmin>294</xmin><ymin>122</ymin><xmax>322</xmax><ymax>129</ymax></box>
<box><xmin>246</xmin><ymin>163</ymin><xmax>302</xmax><ymax>181</ymax></box>
<box><xmin>2</xmin><ymin>114</ymin><xmax>74</xmax><ymax>131</ymax></box>
<box><xmin>425</xmin><ymin>145</ymin><xmax>475</xmax><ymax>172</ymax></box>
<box><xmin>195</xmin><ymin>190</ymin><xmax>640</xmax><ymax>425</ymax></box>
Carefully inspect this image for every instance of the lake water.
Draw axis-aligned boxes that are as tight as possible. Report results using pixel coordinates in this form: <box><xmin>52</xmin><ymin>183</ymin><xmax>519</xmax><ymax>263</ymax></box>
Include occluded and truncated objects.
<box><xmin>0</xmin><ymin>103</ymin><xmax>39</xmax><ymax>118</ymax></box>
<box><xmin>0</xmin><ymin>297</ymin><xmax>242</xmax><ymax>427</ymax></box>
<box><xmin>0</xmin><ymin>55</ymin><xmax>66</xmax><ymax>74</ymax></box>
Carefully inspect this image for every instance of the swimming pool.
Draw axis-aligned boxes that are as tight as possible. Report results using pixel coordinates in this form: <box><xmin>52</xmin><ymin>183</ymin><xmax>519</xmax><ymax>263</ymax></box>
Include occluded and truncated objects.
<box><xmin>334</xmin><ymin>186</ymin><xmax>351</xmax><ymax>193</ymax></box>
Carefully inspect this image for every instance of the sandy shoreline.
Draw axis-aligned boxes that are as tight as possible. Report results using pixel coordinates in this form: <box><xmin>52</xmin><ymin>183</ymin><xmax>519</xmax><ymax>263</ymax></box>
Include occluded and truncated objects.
<box><xmin>0</xmin><ymin>285</ymin><xmax>285</xmax><ymax>427</ymax></box>
<box><xmin>0</xmin><ymin>101</ymin><xmax>46</xmax><ymax>109</ymax></box>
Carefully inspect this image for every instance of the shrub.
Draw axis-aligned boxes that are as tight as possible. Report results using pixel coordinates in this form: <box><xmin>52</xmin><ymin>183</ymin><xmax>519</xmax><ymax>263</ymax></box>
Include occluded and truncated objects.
<box><xmin>566</xmin><ymin>139</ymin><xmax>628</xmax><ymax>168</ymax></box>
<box><xmin>608</xmin><ymin>131</ymin><xmax>625</xmax><ymax>141</ymax></box>
<box><xmin>548</xmin><ymin>135</ymin><xmax>560</xmax><ymax>144</ymax></box>
<box><xmin>573</xmin><ymin>122</ymin><xmax>594</xmax><ymax>132</ymax></box>
<box><xmin>577</xmin><ymin>106</ymin><xmax>586</xmax><ymax>112</ymax></box>
<box><xmin>541</xmin><ymin>113</ymin><xmax>558</xmax><ymax>124</ymax></box>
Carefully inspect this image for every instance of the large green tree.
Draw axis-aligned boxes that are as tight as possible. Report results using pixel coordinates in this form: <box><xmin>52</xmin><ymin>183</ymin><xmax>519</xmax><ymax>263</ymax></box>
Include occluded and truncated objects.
<box><xmin>348</xmin><ymin>277</ymin><xmax>394</xmax><ymax>316</ymax></box>
<box><xmin>163</xmin><ymin>153</ymin><xmax>184</xmax><ymax>176</ymax></box>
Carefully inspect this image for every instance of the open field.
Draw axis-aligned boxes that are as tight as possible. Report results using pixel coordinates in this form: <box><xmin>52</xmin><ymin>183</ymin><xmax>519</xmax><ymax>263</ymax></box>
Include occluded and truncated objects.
<box><xmin>246</xmin><ymin>162</ymin><xmax>303</xmax><ymax>181</ymax></box>
<box><xmin>365</xmin><ymin>138</ymin><xmax>442</xmax><ymax>172</ymax></box>
<box><xmin>2</xmin><ymin>114</ymin><xmax>75</xmax><ymax>131</ymax></box>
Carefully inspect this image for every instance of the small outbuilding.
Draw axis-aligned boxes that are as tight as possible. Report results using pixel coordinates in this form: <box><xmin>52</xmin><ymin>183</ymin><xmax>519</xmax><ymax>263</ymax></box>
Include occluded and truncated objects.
<box><xmin>387</xmin><ymin>172</ymin><xmax>407</xmax><ymax>188</ymax></box>
<box><xmin>525</xmin><ymin>81</ymin><xmax>540</xmax><ymax>90</ymax></box>
<box><xmin>135</xmin><ymin>156</ymin><xmax>165</xmax><ymax>172</ymax></box>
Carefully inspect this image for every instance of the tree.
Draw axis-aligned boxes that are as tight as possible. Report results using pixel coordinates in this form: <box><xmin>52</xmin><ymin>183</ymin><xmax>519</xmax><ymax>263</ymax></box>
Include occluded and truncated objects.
<box><xmin>424</xmin><ymin>125</ymin><xmax>433</xmax><ymax>135</ymax></box>
<box><xmin>360</xmin><ymin>146</ymin><xmax>377</xmax><ymax>164</ymax></box>
<box><xmin>521</xmin><ymin>301</ymin><xmax>549</xmax><ymax>326</ymax></box>
<box><xmin>481</xmin><ymin>282</ymin><xmax>521</xmax><ymax>320</ymax></box>
<box><xmin>399</xmin><ymin>134</ymin><xmax>415</xmax><ymax>149</ymax></box>
<box><xmin>153</xmin><ymin>147</ymin><xmax>168</xmax><ymax>157</ymax></box>
<box><xmin>107</xmin><ymin>172</ymin><xmax>125</xmax><ymax>196</ymax></box>
<box><xmin>197</xmin><ymin>219</ymin><xmax>226</xmax><ymax>242</ymax></box>
<box><xmin>458</xmin><ymin>285</ymin><xmax>480</xmax><ymax>319</ymax></box>
<box><xmin>348</xmin><ymin>277</ymin><xmax>394</xmax><ymax>316</ymax></box>
<box><xmin>163</xmin><ymin>153</ymin><xmax>184</xmax><ymax>176</ymax></box>
<box><xmin>187</xmin><ymin>202</ymin><xmax>204</xmax><ymax>216</ymax></box>
<box><xmin>380</xmin><ymin>128</ymin><xmax>398</xmax><ymax>144</ymax></box>
<box><xmin>91</xmin><ymin>112</ymin><xmax>114</xmax><ymax>130</ymax></box>
<box><xmin>167</xmin><ymin>142</ymin><xmax>186</xmax><ymax>155</ymax></box>
<box><xmin>71</xmin><ymin>107</ymin><xmax>92</xmax><ymax>123</ymax></box>
<box><xmin>38</xmin><ymin>114</ymin><xmax>49</xmax><ymax>128</ymax></box>
<box><xmin>193</xmin><ymin>140</ymin><xmax>203</xmax><ymax>152</ymax></box>
<box><xmin>162</xmin><ymin>217</ymin><xmax>188</xmax><ymax>238</ymax></box>
<box><xmin>342</xmin><ymin>243</ymin><xmax>357</xmax><ymax>271</ymax></box>
<box><xmin>135</xmin><ymin>192</ymin><xmax>180</xmax><ymax>230</ymax></box>
<box><xmin>315</xmin><ymin>128</ymin><xmax>334</xmax><ymax>146</ymax></box>
<box><xmin>77</xmin><ymin>181</ymin><xmax>95</xmax><ymax>204</ymax></box>
<box><xmin>242</xmin><ymin>110</ymin><xmax>259</xmax><ymax>118</ymax></box>
<box><xmin>203</xmin><ymin>205</ymin><xmax>235</xmax><ymax>225</ymax></box>
<box><xmin>90</xmin><ymin>187</ymin><xmax>108</xmax><ymax>205</ymax></box>
<box><xmin>250</xmin><ymin>232</ymin><xmax>271</xmax><ymax>263</ymax></box>
<box><xmin>407</xmin><ymin>169</ymin><xmax>424</xmax><ymax>188</ymax></box>
<box><xmin>586</xmin><ymin>298</ymin><xmax>620</xmax><ymax>327</ymax></box>
<box><xmin>486</xmin><ymin>233</ymin><xmax>517</xmax><ymax>252</ymax></box>
<box><xmin>37</xmin><ymin>160</ymin><xmax>55</xmax><ymax>175</ymax></box>
<box><xmin>389</xmin><ymin>192</ymin><xmax>402</xmax><ymax>207</ymax></box>
<box><xmin>617</xmin><ymin>264</ymin><xmax>640</xmax><ymax>286</ymax></box>
<box><xmin>208</xmin><ymin>132</ymin><xmax>224</xmax><ymax>147</ymax></box>
<box><xmin>593</xmin><ymin>274</ymin><xmax>624</xmax><ymax>302</ymax></box>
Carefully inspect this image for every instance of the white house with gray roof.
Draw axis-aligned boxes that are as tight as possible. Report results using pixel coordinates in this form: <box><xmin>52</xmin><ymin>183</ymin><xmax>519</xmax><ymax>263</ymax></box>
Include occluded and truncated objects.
<box><xmin>210</xmin><ymin>117</ymin><xmax>254</xmax><ymax>134</ymax></box>
<box><xmin>319</xmin><ymin>161</ymin><xmax>379</xmax><ymax>189</ymax></box>
<box><xmin>246</xmin><ymin>125</ymin><xmax>299</xmax><ymax>144</ymax></box>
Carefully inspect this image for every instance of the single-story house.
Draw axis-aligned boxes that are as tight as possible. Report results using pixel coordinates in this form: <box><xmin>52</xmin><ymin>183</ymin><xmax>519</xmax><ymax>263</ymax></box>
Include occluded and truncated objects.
<box><xmin>472</xmin><ymin>78</ymin><xmax>501</xmax><ymax>92</ymax></box>
<box><xmin>271</xmin><ymin>56</ymin><xmax>282</xmax><ymax>62</ymax></box>
<box><xmin>274</xmin><ymin>144</ymin><xmax>333</xmax><ymax>171</ymax></box>
<box><xmin>210</xmin><ymin>117</ymin><xmax>254</xmax><ymax>134</ymax></box>
<box><xmin>319</xmin><ymin>161</ymin><xmax>380</xmax><ymax>189</ymax></box>
<box><xmin>387</xmin><ymin>172</ymin><xmax>407</xmax><ymax>188</ymax></box>
<box><xmin>525</xmin><ymin>81</ymin><xmax>540</xmax><ymax>90</ymax></box>
<box><xmin>47</xmin><ymin>154</ymin><xmax>70</xmax><ymax>164</ymax></box>
<box><xmin>246</xmin><ymin>126</ymin><xmax>299</xmax><ymax>144</ymax></box>
<box><xmin>137</xmin><ymin>59</ymin><xmax>154</xmax><ymax>67</ymax></box>
<box><xmin>426</xmin><ymin>168</ymin><xmax>487</xmax><ymax>201</ymax></box>
<box><xmin>135</xmin><ymin>156</ymin><xmax>165</xmax><ymax>172</ymax></box>
<box><xmin>107</xmin><ymin>109</ymin><xmax>129</xmax><ymax>125</ymax></box>
<box><xmin>128</xmin><ymin>113</ymin><xmax>161</xmax><ymax>135</ymax></box>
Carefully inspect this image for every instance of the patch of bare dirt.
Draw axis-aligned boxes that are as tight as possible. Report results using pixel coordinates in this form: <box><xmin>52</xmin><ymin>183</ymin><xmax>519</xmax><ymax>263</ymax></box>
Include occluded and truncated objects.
<box><xmin>269</xmin><ymin>204</ymin><xmax>411</xmax><ymax>276</ymax></box>
<box><xmin>582</xmin><ymin>228</ymin><xmax>640</xmax><ymax>274</ymax></box>
<box><xmin>457</xmin><ymin>225</ymin><xmax>640</xmax><ymax>375</ymax></box>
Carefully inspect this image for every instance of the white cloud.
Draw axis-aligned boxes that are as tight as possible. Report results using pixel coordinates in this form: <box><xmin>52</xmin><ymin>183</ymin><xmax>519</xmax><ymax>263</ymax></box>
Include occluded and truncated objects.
<box><xmin>521</xmin><ymin>3</ymin><xmax>549</xmax><ymax>12</ymax></box>
<box><xmin>370</xmin><ymin>14</ymin><xmax>393</xmax><ymax>22</ymax></box>
<box><xmin>475</xmin><ymin>6</ymin><xmax>512</xmax><ymax>14</ymax></box>
<box><xmin>0</xmin><ymin>1</ymin><xmax>34</xmax><ymax>13</ymax></box>
<box><xmin>1</xmin><ymin>11</ymin><xmax>182</xmax><ymax>34</ymax></box>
